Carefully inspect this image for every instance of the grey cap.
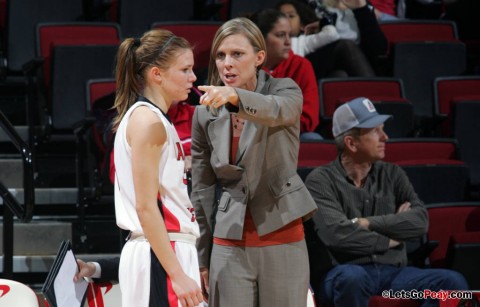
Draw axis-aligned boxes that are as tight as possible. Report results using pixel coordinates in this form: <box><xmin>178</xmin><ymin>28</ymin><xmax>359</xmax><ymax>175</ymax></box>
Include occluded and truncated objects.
<box><xmin>332</xmin><ymin>97</ymin><xmax>392</xmax><ymax>137</ymax></box>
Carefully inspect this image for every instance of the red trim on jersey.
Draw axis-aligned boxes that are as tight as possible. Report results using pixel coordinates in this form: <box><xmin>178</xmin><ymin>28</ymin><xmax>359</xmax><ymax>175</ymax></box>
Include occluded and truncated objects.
<box><xmin>162</xmin><ymin>202</ymin><xmax>181</xmax><ymax>232</ymax></box>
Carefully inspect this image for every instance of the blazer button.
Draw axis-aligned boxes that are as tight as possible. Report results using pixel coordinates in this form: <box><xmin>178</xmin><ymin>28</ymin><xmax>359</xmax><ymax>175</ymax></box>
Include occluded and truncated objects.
<box><xmin>286</xmin><ymin>181</ymin><xmax>291</xmax><ymax>187</ymax></box>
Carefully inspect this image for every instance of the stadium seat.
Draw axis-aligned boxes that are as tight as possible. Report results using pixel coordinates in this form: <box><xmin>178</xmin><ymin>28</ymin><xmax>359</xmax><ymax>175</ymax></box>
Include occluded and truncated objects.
<box><xmin>4</xmin><ymin>0</ymin><xmax>83</xmax><ymax>75</ymax></box>
<box><xmin>317</xmin><ymin>77</ymin><xmax>410</xmax><ymax>138</ymax></box>
<box><xmin>373</xmin><ymin>101</ymin><xmax>414</xmax><ymax>138</ymax></box>
<box><xmin>398</xmin><ymin>162</ymin><xmax>469</xmax><ymax>204</ymax></box>
<box><xmin>31</xmin><ymin>22</ymin><xmax>120</xmax><ymax>135</ymax></box>
<box><xmin>445</xmin><ymin>232</ymin><xmax>480</xmax><ymax>290</ymax></box>
<box><xmin>35</xmin><ymin>23</ymin><xmax>121</xmax><ymax>96</ymax></box>
<box><xmin>434</xmin><ymin>76</ymin><xmax>480</xmax><ymax>137</ymax></box>
<box><xmin>229</xmin><ymin>0</ymin><xmax>280</xmax><ymax>18</ymax></box>
<box><xmin>151</xmin><ymin>21</ymin><xmax>222</xmax><ymax>85</ymax></box>
<box><xmin>384</xmin><ymin>138</ymin><xmax>459</xmax><ymax>163</ymax></box>
<box><xmin>452</xmin><ymin>100</ymin><xmax>480</xmax><ymax>198</ymax></box>
<box><xmin>426</xmin><ymin>202</ymin><xmax>480</xmax><ymax>289</ymax></box>
<box><xmin>379</xmin><ymin>19</ymin><xmax>460</xmax><ymax>55</ymax></box>
<box><xmin>298</xmin><ymin>140</ymin><xmax>337</xmax><ymax>168</ymax></box>
<box><xmin>384</xmin><ymin>138</ymin><xmax>460</xmax><ymax>164</ymax></box>
<box><xmin>392</xmin><ymin>41</ymin><xmax>466</xmax><ymax>131</ymax></box>
<box><xmin>117</xmin><ymin>0</ymin><xmax>194</xmax><ymax>38</ymax></box>
<box><xmin>426</xmin><ymin>202</ymin><xmax>480</xmax><ymax>267</ymax></box>
<box><xmin>49</xmin><ymin>45</ymin><xmax>118</xmax><ymax>132</ymax></box>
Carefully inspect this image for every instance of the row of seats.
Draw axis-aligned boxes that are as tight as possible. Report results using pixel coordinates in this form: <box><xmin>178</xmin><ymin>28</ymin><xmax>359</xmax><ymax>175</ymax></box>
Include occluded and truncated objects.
<box><xmin>0</xmin><ymin>0</ymin><xmax>472</xmax><ymax>77</ymax></box>
<box><xmin>85</xmin><ymin>78</ymin><xmax>480</xmax><ymax>206</ymax></box>
<box><xmin>1</xmin><ymin>0</ymin><xmax>476</xmax><ymax>138</ymax></box>
<box><xmin>298</xmin><ymin>138</ymin><xmax>478</xmax><ymax>203</ymax></box>
<box><xmin>22</xmin><ymin>21</ymin><xmax>220</xmax><ymax>150</ymax></box>
<box><xmin>2</xmin><ymin>13</ymin><xmax>477</xmax><ymax>199</ymax></box>
<box><xmin>317</xmin><ymin>76</ymin><xmax>480</xmax><ymax>138</ymax></box>
<box><xmin>18</xmin><ymin>20</ymin><xmax>480</xmax><ymax>137</ymax></box>
<box><xmin>0</xmin><ymin>0</ymin><xmax>197</xmax><ymax>75</ymax></box>
<box><xmin>0</xmin><ymin>0</ymin><xmax>279</xmax><ymax>76</ymax></box>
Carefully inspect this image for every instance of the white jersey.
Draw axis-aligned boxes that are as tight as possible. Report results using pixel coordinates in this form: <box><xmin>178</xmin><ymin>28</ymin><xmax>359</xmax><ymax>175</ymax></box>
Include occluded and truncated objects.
<box><xmin>114</xmin><ymin>100</ymin><xmax>199</xmax><ymax>238</ymax></box>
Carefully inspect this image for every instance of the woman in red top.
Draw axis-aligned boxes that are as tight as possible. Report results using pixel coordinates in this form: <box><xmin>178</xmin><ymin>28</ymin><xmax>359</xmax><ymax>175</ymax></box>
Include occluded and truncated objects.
<box><xmin>251</xmin><ymin>9</ymin><xmax>323</xmax><ymax>141</ymax></box>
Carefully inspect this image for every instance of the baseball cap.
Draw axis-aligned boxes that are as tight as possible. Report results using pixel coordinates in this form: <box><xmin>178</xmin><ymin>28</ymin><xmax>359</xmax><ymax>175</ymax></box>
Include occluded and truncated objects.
<box><xmin>332</xmin><ymin>97</ymin><xmax>392</xmax><ymax>137</ymax></box>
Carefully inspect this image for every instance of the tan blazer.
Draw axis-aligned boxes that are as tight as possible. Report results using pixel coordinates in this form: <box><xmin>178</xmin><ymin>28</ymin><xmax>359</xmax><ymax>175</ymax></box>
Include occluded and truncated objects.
<box><xmin>191</xmin><ymin>71</ymin><xmax>317</xmax><ymax>267</ymax></box>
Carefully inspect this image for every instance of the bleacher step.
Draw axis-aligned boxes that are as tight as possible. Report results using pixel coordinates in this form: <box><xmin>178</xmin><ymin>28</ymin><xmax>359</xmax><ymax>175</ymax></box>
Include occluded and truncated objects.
<box><xmin>0</xmin><ymin>187</ymin><xmax>78</xmax><ymax>205</ymax></box>
<box><xmin>0</xmin><ymin>125</ymin><xmax>28</xmax><ymax>143</ymax></box>
<box><xmin>0</xmin><ymin>158</ymin><xmax>23</xmax><ymax>188</ymax></box>
<box><xmin>0</xmin><ymin>221</ymin><xmax>72</xmax><ymax>255</ymax></box>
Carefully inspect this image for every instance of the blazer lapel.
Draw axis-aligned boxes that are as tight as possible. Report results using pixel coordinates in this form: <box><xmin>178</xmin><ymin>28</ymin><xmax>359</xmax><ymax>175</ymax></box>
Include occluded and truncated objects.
<box><xmin>236</xmin><ymin>120</ymin><xmax>261</xmax><ymax>164</ymax></box>
<box><xmin>235</xmin><ymin>71</ymin><xmax>268</xmax><ymax>164</ymax></box>
<box><xmin>207</xmin><ymin>108</ymin><xmax>231</xmax><ymax>166</ymax></box>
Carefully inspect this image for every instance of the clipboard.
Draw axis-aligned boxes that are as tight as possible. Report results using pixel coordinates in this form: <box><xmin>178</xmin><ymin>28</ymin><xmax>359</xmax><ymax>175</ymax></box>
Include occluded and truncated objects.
<box><xmin>42</xmin><ymin>240</ymin><xmax>89</xmax><ymax>307</ymax></box>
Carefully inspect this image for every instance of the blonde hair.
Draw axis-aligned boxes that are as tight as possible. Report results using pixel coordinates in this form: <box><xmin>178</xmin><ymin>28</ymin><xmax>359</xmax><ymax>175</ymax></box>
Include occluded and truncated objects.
<box><xmin>207</xmin><ymin>17</ymin><xmax>266</xmax><ymax>86</ymax></box>
<box><xmin>112</xmin><ymin>29</ymin><xmax>192</xmax><ymax>131</ymax></box>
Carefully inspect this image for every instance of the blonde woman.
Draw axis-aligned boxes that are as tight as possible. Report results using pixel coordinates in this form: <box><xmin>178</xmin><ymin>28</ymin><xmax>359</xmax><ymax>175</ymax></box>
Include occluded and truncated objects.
<box><xmin>191</xmin><ymin>17</ymin><xmax>317</xmax><ymax>307</ymax></box>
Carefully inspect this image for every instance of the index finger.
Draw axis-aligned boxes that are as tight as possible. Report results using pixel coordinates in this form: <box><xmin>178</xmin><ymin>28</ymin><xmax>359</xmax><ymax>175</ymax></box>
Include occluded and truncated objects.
<box><xmin>197</xmin><ymin>85</ymin><xmax>213</xmax><ymax>93</ymax></box>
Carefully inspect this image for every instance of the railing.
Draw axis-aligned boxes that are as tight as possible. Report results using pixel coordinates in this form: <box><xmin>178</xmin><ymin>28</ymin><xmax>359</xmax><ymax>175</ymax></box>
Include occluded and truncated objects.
<box><xmin>0</xmin><ymin>110</ymin><xmax>35</xmax><ymax>278</ymax></box>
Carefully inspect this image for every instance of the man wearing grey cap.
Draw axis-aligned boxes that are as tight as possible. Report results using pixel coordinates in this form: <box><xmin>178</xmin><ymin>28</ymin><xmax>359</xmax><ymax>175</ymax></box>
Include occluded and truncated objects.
<box><xmin>304</xmin><ymin>97</ymin><xmax>468</xmax><ymax>307</ymax></box>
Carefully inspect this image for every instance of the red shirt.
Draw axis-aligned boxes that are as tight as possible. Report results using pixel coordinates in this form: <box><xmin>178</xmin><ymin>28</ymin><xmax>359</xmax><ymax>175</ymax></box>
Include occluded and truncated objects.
<box><xmin>369</xmin><ymin>0</ymin><xmax>396</xmax><ymax>16</ymax></box>
<box><xmin>214</xmin><ymin>209</ymin><xmax>304</xmax><ymax>247</ymax></box>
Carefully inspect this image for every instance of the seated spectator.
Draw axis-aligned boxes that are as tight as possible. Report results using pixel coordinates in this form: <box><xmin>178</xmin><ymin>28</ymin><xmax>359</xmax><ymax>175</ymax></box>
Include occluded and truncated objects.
<box><xmin>277</xmin><ymin>0</ymin><xmax>387</xmax><ymax>79</ymax></box>
<box><xmin>304</xmin><ymin>97</ymin><xmax>469</xmax><ymax>306</ymax></box>
<box><xmin>293</xmin><ymin>0</ymin><xmax>387</xmax><ymax>75</ymax></box>
<box><xmin>275</xmin><ymin>0</ymin><xmax>340</xmax><ymax>57</ymax></box>
<box><xmin>250</xmin><ymin>9</ymin><xmax>323</xmax><ymax>140</ymax></box>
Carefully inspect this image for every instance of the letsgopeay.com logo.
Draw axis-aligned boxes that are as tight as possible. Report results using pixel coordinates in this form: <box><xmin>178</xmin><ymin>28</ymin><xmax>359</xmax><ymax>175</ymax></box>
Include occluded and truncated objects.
<box><xmin>382</xmin><ymin>289</ymin><xmax>479</xmax><ymax>306</ymax></box>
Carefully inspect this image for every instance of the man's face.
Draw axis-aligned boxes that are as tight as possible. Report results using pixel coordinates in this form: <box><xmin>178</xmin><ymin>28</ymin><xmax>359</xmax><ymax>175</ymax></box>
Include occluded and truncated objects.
<box><xmin>353</xmin><ymin>124</ymin><xmax>389</xmax><ymax>162</ymax></box>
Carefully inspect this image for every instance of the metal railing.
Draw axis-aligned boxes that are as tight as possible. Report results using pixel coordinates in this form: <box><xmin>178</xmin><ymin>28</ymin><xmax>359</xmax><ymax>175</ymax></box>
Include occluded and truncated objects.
<box><xmin>0</xmin><ymin>110</ymin><xmax>35</xmax><ymax>278</ymax></box>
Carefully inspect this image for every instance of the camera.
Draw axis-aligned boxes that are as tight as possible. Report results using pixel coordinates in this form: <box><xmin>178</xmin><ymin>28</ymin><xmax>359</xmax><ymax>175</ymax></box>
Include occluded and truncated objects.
<box><xmin>318</xmin><ymin>8</ymin><xmax>338</xmax><ymax>29</ymax></box>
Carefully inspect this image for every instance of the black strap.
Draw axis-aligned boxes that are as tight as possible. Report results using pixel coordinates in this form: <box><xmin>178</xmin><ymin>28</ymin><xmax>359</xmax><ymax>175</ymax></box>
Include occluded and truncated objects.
<box><xmin>137</xmin><ymin>96</ymin><xmax>172</xmax><ymax>123</ymax></box>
